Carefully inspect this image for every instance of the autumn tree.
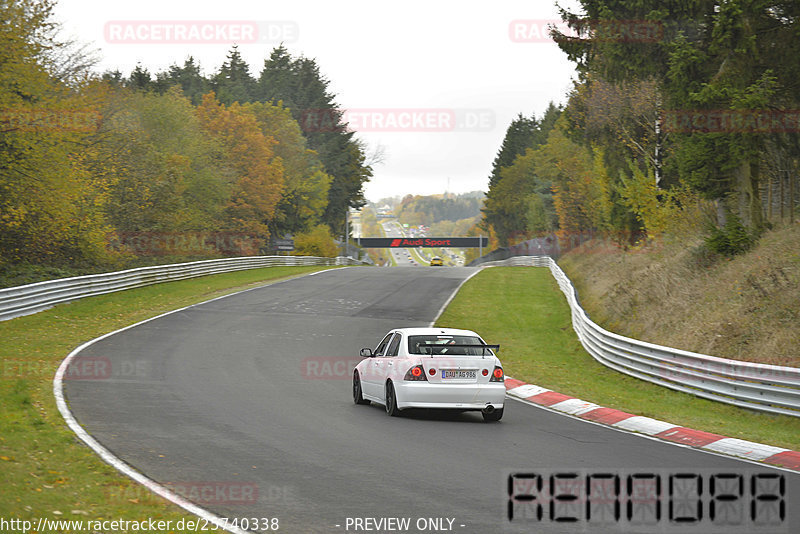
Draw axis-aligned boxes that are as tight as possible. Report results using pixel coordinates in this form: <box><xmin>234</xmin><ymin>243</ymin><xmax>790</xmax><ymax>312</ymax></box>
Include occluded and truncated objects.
<box><xmin>531</xmin><ymin>120</ymin><xmax>613</xmax><ymax>238</ymax></box>
<box><xmin>2</xmin><ymin>19</ymin><xmax>370</xmax><ymax>271</ymax></box>
<box><xmin>0</xmin><ymin>0</ymin><xmax>111</xmax><ymax>266</ymax></box>
<box><xmin>242</xmin><ymin>101</ymin><xmax>331</xmax><ymax>236</ymax></box>
<box><xmin>88</xmin><ymin>85</ymin><xmax>229</xmax><ymax>236</ymax></box>
<box><xmin>293</xmin><ymin>224</ymin><xmax>339</xmax><ymax>257</ymax></box>
<box><xmin>195</xmin><ymin>92</ymin><xmax>284</xmax><ymax>241</ymax></box>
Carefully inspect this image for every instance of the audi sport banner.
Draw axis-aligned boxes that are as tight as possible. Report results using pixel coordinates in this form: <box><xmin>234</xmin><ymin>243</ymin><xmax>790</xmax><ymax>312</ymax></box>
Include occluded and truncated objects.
<box><xmin>356</xmin><ymin>237</ymin><xmax>488</xmax><ymax>248</ymax></box>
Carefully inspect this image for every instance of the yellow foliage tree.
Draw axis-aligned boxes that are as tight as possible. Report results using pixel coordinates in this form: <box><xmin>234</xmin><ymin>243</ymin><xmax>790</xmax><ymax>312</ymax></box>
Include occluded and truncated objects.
<box><xmin>618</xmin><ymin>163</ymin><xmax>704</xmax><ymax>240</ymax></box>
<box><xmin>0</xmin><ymin>1</ymin><xmax>113</xmax><ymax>266</ymax></box>
<box><xmin>293</xmin><ymin>224</ymin><xmax>339</xmax><ymax>257</ymax></box>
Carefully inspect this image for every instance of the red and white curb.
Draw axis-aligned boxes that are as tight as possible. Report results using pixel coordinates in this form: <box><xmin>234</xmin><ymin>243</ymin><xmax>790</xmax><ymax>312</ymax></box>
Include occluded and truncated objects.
<box><xmin>505</xmin><ymin>377</ymin><xmax>800</xmax><ymax>472</ymax></box>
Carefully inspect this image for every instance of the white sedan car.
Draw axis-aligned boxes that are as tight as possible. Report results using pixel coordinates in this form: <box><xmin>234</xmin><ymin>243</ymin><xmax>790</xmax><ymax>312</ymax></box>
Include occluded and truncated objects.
<box><xmin>352</xmin><ymin>327</ymin><xmax>506</xmax><ymax>422</ymax></box>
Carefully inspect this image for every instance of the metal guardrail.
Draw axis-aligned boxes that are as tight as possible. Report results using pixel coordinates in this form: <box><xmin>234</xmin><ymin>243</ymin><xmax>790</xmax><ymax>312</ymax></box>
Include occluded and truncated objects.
<box><xmin>0</xmin><ymin>256</ymin><xmax>366</xmax><ymax>322</ymax></box>
<box><xmin>482</xmin><ymin>256</ymin><xmax>800</xmax><ymax>417</ymax></box>
<box><xmin>468</xmin><ymin>237</ymin><xmax>560</xmax><ymax>266</ymax></box>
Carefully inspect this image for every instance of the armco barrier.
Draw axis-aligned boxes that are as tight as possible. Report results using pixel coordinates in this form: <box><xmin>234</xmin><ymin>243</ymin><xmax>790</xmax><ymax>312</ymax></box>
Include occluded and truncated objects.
<box><xmin>482</xmin><ymin>256</ymin><xmax>800</xmax><ymax>417</ymax></box>
<box><xmin>0</xmin><ymin>256</ymin><xmax>366</xmax><ymax>322</ymax></box>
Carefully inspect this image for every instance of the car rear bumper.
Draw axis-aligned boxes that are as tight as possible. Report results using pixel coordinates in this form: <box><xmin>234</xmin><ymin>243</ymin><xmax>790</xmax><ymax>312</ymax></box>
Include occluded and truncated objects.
<box><xmin>395</xmin><ymin>382</ymin><xmax>506</xmax><ymax>410</ymax></box>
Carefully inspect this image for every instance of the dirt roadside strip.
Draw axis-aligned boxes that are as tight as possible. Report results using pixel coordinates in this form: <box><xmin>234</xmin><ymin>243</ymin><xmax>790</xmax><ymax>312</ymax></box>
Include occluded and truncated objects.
<box><xmin>504</xmin><ymin>377</ymin><xmax>800</xmax><ymax>472</ymax></box>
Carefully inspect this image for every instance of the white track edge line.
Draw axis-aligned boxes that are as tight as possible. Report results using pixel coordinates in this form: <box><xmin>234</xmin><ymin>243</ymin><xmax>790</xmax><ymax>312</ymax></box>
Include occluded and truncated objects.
<box><xmin>306</xmin><ymin>266</ymin><xmax>347</xmax><ymax>276</ymax></box>
<box><xmin>53</xmin><ymin>268</ymin><xmax>339</xmax><ymax>532</ymax></box>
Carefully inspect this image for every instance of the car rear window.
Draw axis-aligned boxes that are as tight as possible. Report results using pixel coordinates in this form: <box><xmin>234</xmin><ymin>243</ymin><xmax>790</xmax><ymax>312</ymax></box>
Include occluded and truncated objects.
<box><xmin>407</xmin><ymin>335</ymin><xmax>490</xmax><ymax>356</ymax></box>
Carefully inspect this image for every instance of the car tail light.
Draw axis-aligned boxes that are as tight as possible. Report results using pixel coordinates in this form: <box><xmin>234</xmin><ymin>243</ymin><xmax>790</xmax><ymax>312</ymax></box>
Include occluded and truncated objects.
<box><xmin>490</xmin><ymin>366</ymin><xmax>504</xmax><ymax>382</ymax></box>
<box><xmin>429</xmin><ymin>368</ymin><xmax>436</xmax><ymax>376</ymax></box>
<box><xmin>404</xmin><ymin>365</ymin><xmax>427</xmax><ymax>381</ymax></box>
<box><xmin>482</xmin><ymin>369</ymin><xmax>489</xmax><ymax>376</ymax></box>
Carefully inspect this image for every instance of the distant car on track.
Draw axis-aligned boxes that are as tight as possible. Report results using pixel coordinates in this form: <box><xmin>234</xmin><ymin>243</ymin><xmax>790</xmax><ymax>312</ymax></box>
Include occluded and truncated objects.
<box><xmin>353</xmin><ymin>327</ymin><xmax>505</xmax><ymax>422</ymax></box>
<box><xmin>429</xmin><ymin>256</ymin><xmax>444</xmax><ymax>266</ymax></box>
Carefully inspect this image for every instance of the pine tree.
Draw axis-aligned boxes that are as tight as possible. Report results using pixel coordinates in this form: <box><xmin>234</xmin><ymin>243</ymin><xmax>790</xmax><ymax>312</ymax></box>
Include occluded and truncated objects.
<box><xmin>166</xmin><ymin>56</ymin><xmax>209</xmax><ymax>104</ymax></box>
<box><xmin>257</xmin><ymin>45</ymin><xmax>297</xmax><ymax>108</ymax></box>
<box><xmin>481</xmin><ymin>107</ymin><xmax>562</xmax><ymax>245</ymax></box>
<box><xmin>128</xmin><ymin>63</ymin><xmax>152</xmax><ymax>91</ymax></box>
<box><xmin>212</xmin><ymin>46</ymin><xmax>256</xmax><ymax>105</ymax></box>
<box><xmin>257</xmin><ymin>48</ymin><xmax>371</xmax><ymax>236</ymax></box>
<box><xmin>487</xmin><ymin>113</ymin><xmax>540</xmax><ymax>189</ymax></box>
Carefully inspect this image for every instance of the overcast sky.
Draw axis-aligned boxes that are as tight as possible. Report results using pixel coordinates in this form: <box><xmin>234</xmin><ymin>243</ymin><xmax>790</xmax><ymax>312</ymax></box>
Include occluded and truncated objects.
<box><xmin>54</xmin><ymin>0</ymin><xmax>582</xmax><ymax>202</ymax></box>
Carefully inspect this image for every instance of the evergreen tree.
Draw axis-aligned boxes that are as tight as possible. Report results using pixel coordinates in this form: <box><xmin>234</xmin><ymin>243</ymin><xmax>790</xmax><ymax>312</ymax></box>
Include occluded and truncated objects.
<box><xmin>166</xmin><ymin>56</ymin><xmax>209</xmax><ymax>104</ymax></box>
<box><xmin>258</xmin><ymin>48</ymin><xmax>371</xmax><ymax>236</ymax></box>
<box><xmin>257</xmin><ymin>45</ymin><xmax>297</xmax><ymax>109</ymax></box>
<box><xmin>128</xmin><ymin>63</ymin><xmax>152</xmax><ymax>91</ymax></box>
<box><xmin>101</xmin><ymin>69</ymin><xmax>124</xmax><ymax>86</ymax></box>
<box><xmin>212</xmin><ymin>46</ymin><xmax>256</xmax><ymax>105</ymax></box>
<box><xmin>487</xmin><ymin>113</ymin><xmax>540</xmax><ymax>190</ymax></box>
<box><xmin>482</xmin><ymin>106</ymin><xmax>562</xmax><ymax>245</ymax></box>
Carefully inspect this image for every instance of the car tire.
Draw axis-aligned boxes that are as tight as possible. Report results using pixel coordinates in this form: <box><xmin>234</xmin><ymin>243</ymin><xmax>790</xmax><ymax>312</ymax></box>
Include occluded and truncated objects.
<box><xmin>353</xmin><ymin>371</ymin><xmax>369</xmax><ymax>405</ymax></box>
<box><xmin>385</xmin><ymin>381</ymin><xmax>400</xmax><ymax>417</ymax></box>
<box><xmin>482</xmin><ymin>407</ymin><xmax>503</xmax><ymax>422</ymax></box>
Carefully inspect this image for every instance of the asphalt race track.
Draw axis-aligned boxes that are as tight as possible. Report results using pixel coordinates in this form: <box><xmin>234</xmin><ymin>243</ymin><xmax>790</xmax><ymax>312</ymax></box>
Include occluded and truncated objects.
<box><xmin>64</xmin><ymin>267</ymin><xmax>799</xmax><ymax>533</ymax></box>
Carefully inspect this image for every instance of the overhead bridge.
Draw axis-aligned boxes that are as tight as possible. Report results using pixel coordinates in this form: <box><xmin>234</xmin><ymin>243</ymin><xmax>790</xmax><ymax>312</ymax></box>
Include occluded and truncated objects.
<box><xmin>355</xmin><ymin>237</ymin><xmax>488</xmax><ymax>248</ymax></box>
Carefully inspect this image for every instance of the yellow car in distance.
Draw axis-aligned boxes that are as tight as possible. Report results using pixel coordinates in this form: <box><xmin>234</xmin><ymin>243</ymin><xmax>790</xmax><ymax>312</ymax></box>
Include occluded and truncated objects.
<box><xmin>430</xmin><ymin>256</ymin><xmax>444</xmax><ymax>267</ymax></box>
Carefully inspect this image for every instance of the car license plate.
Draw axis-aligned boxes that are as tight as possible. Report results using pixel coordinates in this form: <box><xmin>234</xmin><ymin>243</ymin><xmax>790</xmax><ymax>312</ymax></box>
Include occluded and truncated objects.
<box><xmin>442</xmin><ymin>369</ymin><xmax>476</xmax><ymax>379</ymax></box>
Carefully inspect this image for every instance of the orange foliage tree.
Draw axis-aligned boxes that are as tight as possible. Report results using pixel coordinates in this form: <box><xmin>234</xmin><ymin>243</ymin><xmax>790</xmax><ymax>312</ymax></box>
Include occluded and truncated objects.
<box><xmin>195</xmin><ymin>92</ymin><xmax>284</xmax><ymax>241</ymax></box>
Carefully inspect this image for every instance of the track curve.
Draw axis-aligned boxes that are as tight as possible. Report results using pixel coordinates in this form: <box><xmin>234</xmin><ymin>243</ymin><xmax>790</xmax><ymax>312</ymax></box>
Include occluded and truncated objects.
<box><xmin>63</xmin><ymin>267</ymin><xmax>799</xmax><ymax>533</ymax></box>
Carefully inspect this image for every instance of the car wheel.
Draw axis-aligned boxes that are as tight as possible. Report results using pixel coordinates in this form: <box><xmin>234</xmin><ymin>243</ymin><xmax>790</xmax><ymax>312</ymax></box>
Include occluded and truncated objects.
<box><xmin>353</xmin><ymin>371</ymin><xmax>369</xmax><ymax>405</ymax></box>
<box><xmin>482</xmin><ymin>407</ymin><xmax>503</xmax><ymax>422</ymax></box>
<box><xmin>385</xmin><ymin>381</ymin><xmax>400</xmax><ymax>417</ymax></box>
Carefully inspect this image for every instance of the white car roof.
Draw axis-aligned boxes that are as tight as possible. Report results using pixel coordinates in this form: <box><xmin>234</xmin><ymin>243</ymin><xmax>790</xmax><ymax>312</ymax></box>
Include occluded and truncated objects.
<box><xmin>390</xmin><ymin>327</ymin><xmax>481</xmax><ymax>337</ymax></box>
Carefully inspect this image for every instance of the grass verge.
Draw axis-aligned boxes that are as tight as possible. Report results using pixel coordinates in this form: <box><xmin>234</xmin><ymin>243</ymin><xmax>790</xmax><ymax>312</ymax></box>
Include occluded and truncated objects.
<box><xmin>0</xmin><ymin>265</ymin><xmax>335</xmax><ymax>523</ymax></box>
<box><xmin>435</xmin><ymin>266</ymin><xmax>800</xmax><ymax>451</ymax></box>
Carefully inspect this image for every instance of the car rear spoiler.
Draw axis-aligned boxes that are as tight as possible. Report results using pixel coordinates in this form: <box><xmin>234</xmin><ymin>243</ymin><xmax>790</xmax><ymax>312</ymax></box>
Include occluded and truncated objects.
<box><xmin>418</xmin><ymin>344</ymin><xmax>499</xmax><ymax>357</ymax></box>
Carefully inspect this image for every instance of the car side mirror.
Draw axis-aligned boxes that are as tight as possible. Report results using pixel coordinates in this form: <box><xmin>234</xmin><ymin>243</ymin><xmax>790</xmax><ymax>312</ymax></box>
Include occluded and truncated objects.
<box><xmin>360</xmin><ymin>348</ymin><xmax>373</xmax><ymax>358</ymax></box>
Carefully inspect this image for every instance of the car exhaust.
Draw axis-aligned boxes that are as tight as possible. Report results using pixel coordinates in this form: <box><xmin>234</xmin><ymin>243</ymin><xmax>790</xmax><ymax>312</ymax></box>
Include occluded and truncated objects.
<box><xmin>482</xmin><ymin>405</ymin><xmax>495</xmax><ymax>414</ymax></box>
